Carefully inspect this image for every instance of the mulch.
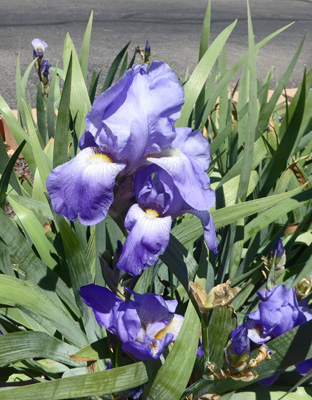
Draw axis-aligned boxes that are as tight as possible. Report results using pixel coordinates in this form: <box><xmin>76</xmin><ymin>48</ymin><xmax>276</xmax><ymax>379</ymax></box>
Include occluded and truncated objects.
<box><xmin>3</xmin><ymin>140</ymin><xmax>33</xmax><ymax>218</ymax></box>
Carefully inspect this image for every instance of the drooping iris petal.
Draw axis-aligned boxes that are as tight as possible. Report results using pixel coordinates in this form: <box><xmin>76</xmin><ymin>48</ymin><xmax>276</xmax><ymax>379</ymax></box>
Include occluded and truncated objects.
<box><xmin>112</xmin><ymin>302</ymin><xmax>141</xmax><ymax>343</ymax></box>
<box><xmin>147</xmin><ymin>147</ymin><xmax>215</xmax><ymax>211</ymax></box>
<box><xmin>79</xmin><ymin>285</ymin><xmax>123</xmax><ymax>332</ymax></box>
<box><xmin>173</xmin><ymin>127</ymin><xmax>211</xmax><ymax>171</ymax></box>
<box><xmin>79</xmin><ymin>285</ymin><xmax>141</xmax><ymax>340</ymax></box>
<box><xmin>84</xmin><ymin>62</ymin><xmax>184</xmax><ymax>172</ymax></box>
<box><xmin>46</xmin><ymin>147</ymin><xmax>126</xmax><ymax>225</ymax></box>
<box><xmin>116</xmin><ymin>204</ymin><xmax>172</xmax><ymax>276</ymax></box>
<box><xmin>186</xmin><ymin>209</ymin><xmax>218</xmax><ymax>254</ymax></box>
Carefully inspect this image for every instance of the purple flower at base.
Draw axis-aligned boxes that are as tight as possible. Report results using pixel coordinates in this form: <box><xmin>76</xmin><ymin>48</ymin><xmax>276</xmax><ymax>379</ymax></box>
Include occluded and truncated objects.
<box><xmin>116</xmin><ymin>161</ymin><xmax>217</xmax><ymax>276</ymax></box>
<box><xmin>79</xmin><ymin>285</ymin><xmax>184</xmax><ymax>361</ymax></box>
<box><xmin>47</xmin><ymin>62</ymin><xmax>184</xmax><ymax>225</ymax></box>
<box><xmin>106</xmin><ymin>362</ymin><xmax>143</xmax><ymax>399</ymax></box>
<box><xmin>197</xmin><ymin>339</ymin><xmax>204</xmax><ymax>357</ymax></box>
<box><xmin>229</xmin><ymin>285</ymin><xmax>312</xmax><ymax>385</ymax></box>
<box><xmin>296</xmin><ymin>299</ymin><xmax>312</xmax><ymax>376</ymax></box>
<box><xmin>258</xmin><ymin>375</ymin><xmax>280</xmax><ymax>386</ymax></box>
<box><xmin>225</xmin><ymin>325</ymin><xmax>251</xmax><ymax>374</ymax></box>
<box><xmin>40</xmin><ymin>59</ymin><xmax>51</xmax><ymax>78</ymax></box>
<box><xmin>246</xmin><ymin>285</ymin><xmax>307</xmax><ymax>344</ymax></box>
<box><xmin>230</xmin><ymin>325</ymin><xmax>250</xmax><ymax>355</ymax></box>
<box><xmin>32</xmin><ymin>38</ymin><xmax>48</xmax><ymax>58</ymax></box>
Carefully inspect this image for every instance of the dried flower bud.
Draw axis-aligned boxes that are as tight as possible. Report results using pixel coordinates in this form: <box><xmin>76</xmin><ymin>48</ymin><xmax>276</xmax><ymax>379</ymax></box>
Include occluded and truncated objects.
<box><xmin>189</xmin><ymin>280</ymin><xmax>241</xmax><ymax>313</ymax></box>
<box><xmin>295</xmin><ymin>276</ymin><xmax>312</xmax><ymax>300</ymax></box>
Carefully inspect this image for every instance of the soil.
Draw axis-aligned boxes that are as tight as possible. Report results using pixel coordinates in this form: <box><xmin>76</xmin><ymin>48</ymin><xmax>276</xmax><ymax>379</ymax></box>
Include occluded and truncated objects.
<box><xmin>4</xmin><ymin>141</ymin><xmax>33</xmax><ymax>218</ymax></box>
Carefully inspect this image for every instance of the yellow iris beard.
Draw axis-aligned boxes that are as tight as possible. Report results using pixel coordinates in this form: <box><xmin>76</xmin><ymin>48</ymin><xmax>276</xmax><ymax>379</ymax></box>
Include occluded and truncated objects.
<box><xmin>145</xmin><ymin>209</ymin><xmax>159</xmax><ymax>218</ymax></box>
<box><xmin>149</xmin><ymin>341</ymin><xmax>157</xmax><ymax>355</ymax></box>
<box><xmin>88</xmin><ymin>153</ymin><xmax>113</xmax><ymax>163</ymax></box>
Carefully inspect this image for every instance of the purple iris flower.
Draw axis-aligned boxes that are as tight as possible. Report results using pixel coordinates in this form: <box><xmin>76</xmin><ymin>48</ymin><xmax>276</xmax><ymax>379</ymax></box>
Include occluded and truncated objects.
<box><xmin>40</xmin><ymin>59</ymin><xmax>51</xmax><ymax>78</ymax></box>
<box><xmin>32</xmin><ymin>38</ymin><xmax>48</xmax><ymax>58</ymax></box>
<box><xmin>46</xmin><ymin>62</ymin><xmax>184</xmax><ymax>225</ymax></box>
<box><xmin>246</xmin><ymin>285</ymin><xmax>307</xmax><ymax>344</ymax></box>
<box><xmin>79</xmin><ymin>285</ymin><xmax>184</xmax><ymax>361</ymax></box>
<box><xmin>229</xmin><ymin>285</ymin><xmax>312</xmax><ymax>383</ymax></box>
<box><xmin>116</xmin><ymin>160</ymin><xmax>217</xmax><ymax>276</ymax></box>
<box><xmin>295</xmin><ymin>299</ymin><xmax>312</xmax><ymax>375</ymax></box>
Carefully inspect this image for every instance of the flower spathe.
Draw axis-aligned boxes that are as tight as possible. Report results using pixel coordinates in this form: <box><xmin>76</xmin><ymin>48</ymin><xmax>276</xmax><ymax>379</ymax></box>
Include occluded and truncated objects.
<box><xmin>47</xmin><ymin>61</ymin><xmax>184</xmax><ymax>225</ymax></box>
<box><xmin>79</xmin><ymin>285</ymin><xmax>184</xmax><ymax>361</ymax></box>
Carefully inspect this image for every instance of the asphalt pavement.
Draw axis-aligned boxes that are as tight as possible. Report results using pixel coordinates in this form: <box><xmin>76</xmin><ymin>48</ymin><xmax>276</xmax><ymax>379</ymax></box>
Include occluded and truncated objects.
<box><xmin>0</xmin><ymin>0</ymin><xmax>311</xmax><ymax>108</ymax></box>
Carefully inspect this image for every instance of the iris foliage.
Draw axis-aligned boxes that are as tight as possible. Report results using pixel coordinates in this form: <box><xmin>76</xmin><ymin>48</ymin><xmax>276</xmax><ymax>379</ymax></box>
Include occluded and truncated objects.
<box><xmin>0</xmin><ymin>2</ymin><xmax>311</xmax><ymax>399</ymax></box>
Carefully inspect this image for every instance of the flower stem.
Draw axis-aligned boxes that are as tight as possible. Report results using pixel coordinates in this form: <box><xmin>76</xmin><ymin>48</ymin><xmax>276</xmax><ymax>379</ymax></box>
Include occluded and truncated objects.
<box><xmin>114</xmin><ymin>339</ymin><xmax>122</xmax><ymax>368</ymax></box>
<box><xmin>200</xmin><ymin>312</ymin><xmax>210</xmax><ymax>373</ymax></box>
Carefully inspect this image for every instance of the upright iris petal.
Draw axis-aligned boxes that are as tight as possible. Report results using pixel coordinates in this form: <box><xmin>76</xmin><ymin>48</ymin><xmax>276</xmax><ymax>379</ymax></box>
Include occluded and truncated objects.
<box><xmin>79</xmin><ymin>285</ymin><xmax>184</xmax><ymax>361</ymax></box>
<box><xmin>147</xmin><ymin>127</ymin><xmax>215</xmax><ymax>211</ymax></box>
<box><xmin>47</xmin><ymin>61</ymin><xmax>184</xmax><ymax>225</ymax></box>
<box><xmin>82</xmin><ymin>61</ymin><xmax>184</xmax><ymax>173</ymax></box>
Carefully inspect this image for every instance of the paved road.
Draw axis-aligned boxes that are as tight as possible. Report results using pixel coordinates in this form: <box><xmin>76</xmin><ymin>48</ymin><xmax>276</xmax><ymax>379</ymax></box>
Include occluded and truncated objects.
<box><xmin>0</xmin><ymin>0</ymin><xmax>311</xmax><ymax>108</ymax></box>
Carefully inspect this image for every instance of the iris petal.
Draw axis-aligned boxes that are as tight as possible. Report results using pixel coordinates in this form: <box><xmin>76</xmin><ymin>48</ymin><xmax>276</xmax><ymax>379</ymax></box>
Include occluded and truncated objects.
<box><xmin>173</xmin><ymin>127</ymin><xmax>211</xmax><ymax>171</ymax></box>
<box><xmin>122</xmin><ymin>333</ymin><xmax>174</xmax><ymax>361</ymax></box>
<box><xmin>84</xmin><ymin>62</ymin><xmax>184</xmax><ymax>172</ymax></box>
<box><xmin>79</xmin><ymin>285</ymin><xmax>123</xmax><ymax>334</ymax></box>
<box><xmin>187</xmin><ymin>210</ymin><xmax>218</xmax><ymax>254</ymax></box>
<box><xmin>155</xmin><ymin>314</ymin><xmax>184</xmax><ymax>342</ymax></box>
<box><xmin>116</xmin><ymin>204</ymin><xmax>172</xmax><ymax>276</ymax></box>
<box><xmin>113</xmin><ymin>303</ymin><xmax>141</xmax><ymax>343</ymax></box>
<box><xmin>147</xmin><ymin>147</ymin><xmax>215</xmax><ymax>211</ymax></box>
<box><xmin>46</xmin><ymin>147</ymin><xmax>126</xmax><ymax>225</ymax></box>
<box><xmin>127</xmin><ymin>290</ymin><xmax>171</xmax><ymax>325</ymax></box>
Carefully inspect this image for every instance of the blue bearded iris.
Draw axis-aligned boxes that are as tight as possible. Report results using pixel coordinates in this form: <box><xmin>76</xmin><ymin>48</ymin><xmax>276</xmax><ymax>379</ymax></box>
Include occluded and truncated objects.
<box><xmin>229</xmin><ymin>284</ymin><xmax>312</xmax><ymax>384</ymax></box>
<box><xmin>79</xmin><ymin>285</ymin><xmax>184</xmax><ymax>361</ymax></box>
<box><xmin>116</xmin><ymin>132</ymin><xmax>217</xmax><ymax>276</ymax></box>
<box><xmin>46</xmin><ymin>62</ymin><xmax>184</xmax><ymax>225</ymax></box>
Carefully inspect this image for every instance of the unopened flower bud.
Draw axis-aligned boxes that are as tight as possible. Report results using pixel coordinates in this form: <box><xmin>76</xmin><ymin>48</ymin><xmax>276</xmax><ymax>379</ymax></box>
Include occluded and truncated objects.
<box><xmin>225</xmin><ymin>325</ymin><xmax>250</xmax><ymax>373</ymax></box>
